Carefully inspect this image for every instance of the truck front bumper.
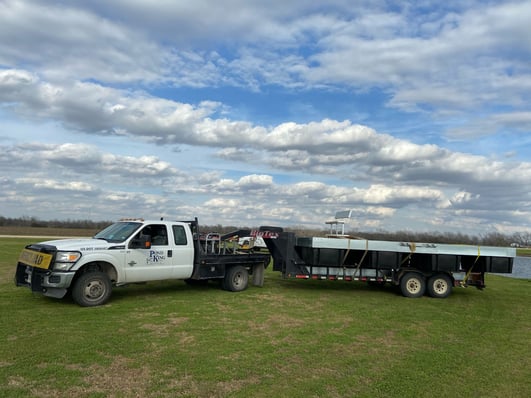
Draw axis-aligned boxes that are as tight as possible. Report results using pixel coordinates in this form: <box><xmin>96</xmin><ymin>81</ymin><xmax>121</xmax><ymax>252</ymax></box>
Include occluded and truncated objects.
<box><xmin>15</xmin><ymin>264</ymin><xmax>75</xmax><ymax>299</ymax></box>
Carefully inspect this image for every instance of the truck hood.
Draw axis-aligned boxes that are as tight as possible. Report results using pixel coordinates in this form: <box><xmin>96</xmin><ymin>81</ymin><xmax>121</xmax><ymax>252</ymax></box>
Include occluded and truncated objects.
<box><xmin>36</xmin><ymin>238</ymin><xmax>123</xmax><ymax>251</ymax></box>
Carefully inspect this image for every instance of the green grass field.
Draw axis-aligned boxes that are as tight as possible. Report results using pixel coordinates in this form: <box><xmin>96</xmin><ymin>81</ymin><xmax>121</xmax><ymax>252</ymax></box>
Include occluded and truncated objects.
<box><xmin>517</xmin><ymin>247</ymin><xmax>531</xmax><ymax>257</ymax></box>
<box><xmin>1</xmin><ymin>237</ymin><xmax>530</xmax><ymax>397</ymax></box>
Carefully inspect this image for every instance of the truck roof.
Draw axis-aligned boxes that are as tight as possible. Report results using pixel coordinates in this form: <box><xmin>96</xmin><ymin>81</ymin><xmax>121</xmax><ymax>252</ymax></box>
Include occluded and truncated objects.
<box><xmin>118</xmin><ymin>219</ymin><xmax>193</xmax><ymax>224</ymax></box>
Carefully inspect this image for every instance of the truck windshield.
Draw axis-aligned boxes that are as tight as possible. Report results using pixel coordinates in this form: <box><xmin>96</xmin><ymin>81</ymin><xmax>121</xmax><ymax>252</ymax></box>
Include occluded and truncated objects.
<box><xmin>93</xmin><ymin>222</ymin><xmax>142</xmax><ymax>243</ymax></box>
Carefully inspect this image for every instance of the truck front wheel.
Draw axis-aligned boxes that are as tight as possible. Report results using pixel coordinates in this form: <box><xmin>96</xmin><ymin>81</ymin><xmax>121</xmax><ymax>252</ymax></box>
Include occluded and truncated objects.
<box><xmin>72</xmin><ymin>271</ymin><xmax>112</xmax><ymax>307</ymax></box>
<box><xmin>400</xmin><ymin>272</ymin><xmax>426</xmax><ymax>298</ymax></box>
<box><xmin>223</xmin><ymin>266</ymin><xmax>249</xmax><ymax>292</ymax></box>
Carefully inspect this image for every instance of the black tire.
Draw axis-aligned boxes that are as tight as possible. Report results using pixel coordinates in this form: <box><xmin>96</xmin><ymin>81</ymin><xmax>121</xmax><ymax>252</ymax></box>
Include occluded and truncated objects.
<box><xmin>427</xmin><ymin>274</ymin><xmax>453</xmax><ymax>298</ymax></box>
<box><xmin>72</xmin><ymin>271</ymin><xmax>112</xmax><ymax>307</ymax></box>
<box><xmin>400</xmin><ymin>272</ymin><xmax>426</xmax><ymax>298</ymax></box>
<box><xmin>223</xmin><ymin>266</ymin><xmax>249</xmax><ymax>292</ymax></box>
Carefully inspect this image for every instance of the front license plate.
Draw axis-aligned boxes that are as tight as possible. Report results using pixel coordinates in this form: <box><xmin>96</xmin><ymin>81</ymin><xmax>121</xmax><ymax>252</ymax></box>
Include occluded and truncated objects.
<box><xmin>18</xmin><ymin>249</ymin><xmax>53</xmax><ymax>270</ymax></box>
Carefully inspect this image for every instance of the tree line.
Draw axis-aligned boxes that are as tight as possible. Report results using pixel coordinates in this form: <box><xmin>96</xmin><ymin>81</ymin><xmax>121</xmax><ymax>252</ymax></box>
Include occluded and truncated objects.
<box><xmin>0</xmin><ymin>216</ymin><xmax>111</xmax><ymax>231</ymax></box>
<box><xmin>1</xmin><ymin>216</ymin><xmax>528</xmax><ymax>247</ymax></box>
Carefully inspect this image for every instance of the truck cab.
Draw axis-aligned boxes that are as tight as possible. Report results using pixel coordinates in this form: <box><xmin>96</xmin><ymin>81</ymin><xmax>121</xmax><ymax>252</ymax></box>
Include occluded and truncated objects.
<box><xmin>113</xmin><ymin>220</ymin><xmax>195</xmax><ymax>283</ymax></box>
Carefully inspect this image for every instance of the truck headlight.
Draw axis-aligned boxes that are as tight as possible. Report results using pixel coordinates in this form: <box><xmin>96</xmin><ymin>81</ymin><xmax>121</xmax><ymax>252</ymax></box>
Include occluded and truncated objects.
<box><xmin>53</xmin><ymin>251</ymin><xmax>81</xmax><ymax>271</ymax></box>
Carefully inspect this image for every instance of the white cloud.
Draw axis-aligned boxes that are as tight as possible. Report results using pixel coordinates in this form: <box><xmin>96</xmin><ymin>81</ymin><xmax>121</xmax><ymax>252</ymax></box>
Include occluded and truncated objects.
<box><xmin>237</xmin><ymin>174</ymin><xmax>274</xmax><ymax>189</ymax></box>
<box><xmin>0</xmin><ymin>1</ymin><xmax>165</xmax><ymax>83</ymax></box>
<box><xmin>20</xmin><ymin>178</ymin><xmax>95</xmax><ymax>193</ymax></box>
<box><xmin>359</xmin><ymin>184</ymin><xmax>444</xmax><ymax>205</ymax></box>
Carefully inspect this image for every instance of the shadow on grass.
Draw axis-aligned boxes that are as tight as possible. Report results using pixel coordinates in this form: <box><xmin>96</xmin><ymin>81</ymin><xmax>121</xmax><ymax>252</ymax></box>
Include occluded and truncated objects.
<box><xmin>109</xmin><ymin>279</ymin><xmax>222</xmax><ymax>303</ymax></box>
<box><xmin>266</xmin><ymin>274</ymin><xmax>403</xmax><ymax>297</ymax></box>
<box><xmin>27</xmin><ymin>274</ymin><xmax>483</xmax><ymax>308</ymax></box>
<box><xmin>25</xmin><ymin>279</ymin><xmax>221</xmax><ymax>307</ymax></box>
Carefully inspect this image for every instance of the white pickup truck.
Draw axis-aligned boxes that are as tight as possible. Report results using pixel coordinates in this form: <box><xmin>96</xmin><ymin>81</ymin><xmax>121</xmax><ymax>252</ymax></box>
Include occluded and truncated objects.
<box><xmin>15</xmin><ymin>218</ymin><xmax>270</xmax><ymax>306</ymax></box>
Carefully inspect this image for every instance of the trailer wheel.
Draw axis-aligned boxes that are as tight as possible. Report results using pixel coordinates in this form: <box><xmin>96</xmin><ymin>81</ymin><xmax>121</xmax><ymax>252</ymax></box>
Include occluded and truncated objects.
<box><xmin>427</xmin><ymin>274</ymin><xmax>452</xmax><ymax>298</ymax></box>
<box><xmin>400</xmin><ymin>272</ymin><xmax>426</xmax><ymax>298</ymax></box>
<box><xmin>223</xmin><ymin>266</ymin><xmax>249</xmax><ymax>292</ymax></box>
<box><xmin>72</xmin><ymin>271</ymin><xmax>112</xmax><ymax>307</ymax></box>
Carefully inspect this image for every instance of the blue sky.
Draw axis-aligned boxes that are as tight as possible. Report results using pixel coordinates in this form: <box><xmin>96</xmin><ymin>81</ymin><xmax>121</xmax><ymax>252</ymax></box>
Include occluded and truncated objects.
<box><xmin>1</xmin><ymin>0</ymin><xmax>531</xmax><ymax>235</ymax></box>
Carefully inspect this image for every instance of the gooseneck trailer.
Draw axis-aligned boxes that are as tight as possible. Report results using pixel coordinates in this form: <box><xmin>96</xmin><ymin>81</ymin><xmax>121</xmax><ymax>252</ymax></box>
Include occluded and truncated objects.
<box><xmin>259</xmin><ymin>228</ymin><xmax>515</xmax><ymax>298</ymax></box>
<box><xmin>14</xmin><ymin>218</ymin><xmax>516</xmax><ymax>305</ymax></box>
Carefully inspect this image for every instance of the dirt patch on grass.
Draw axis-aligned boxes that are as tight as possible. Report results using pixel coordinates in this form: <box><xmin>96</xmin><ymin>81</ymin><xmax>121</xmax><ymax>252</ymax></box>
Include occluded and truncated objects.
<box><xmin>36</xmin><ymin>356</ymin><xmax>151</xmax><ymax>398</ymax></box>
<box><xmin>245</xmin><ymin>312</ymin><xmax>307</xmax><ymax>336</ymax></box>
<box><xmin>140</xmin><ymin>316</ymin><xmax>189</xmax><ymax>337</ymax></box>
<box><xmin>77</xmin><ymin>356</ymin><xmax>150</xmax><ymax>396</ymax></box>
<box><xmin>351</xmin><ymin>329</ymin><xmax>407</xmax><ymax>354</ymax></box>
<box><xmin>7</xmin><ymin>357</ymin><xmax>151</xmax><ymax>398</ymax></box>
<box><xmin>162</xmin><ymin>373</ymin><xmax>261</xmax><ymax>397</ymax></box>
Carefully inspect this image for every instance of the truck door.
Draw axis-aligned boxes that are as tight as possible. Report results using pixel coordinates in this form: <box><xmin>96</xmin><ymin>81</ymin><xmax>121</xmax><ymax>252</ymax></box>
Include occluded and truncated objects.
<box><xmin>124</xmin><ymin>224</ymin><xmax>192</xmax><ymax>282</ymax></box>
<box><xmin>168</xmin><ymin>224</ymin><xmax>194</xmax><ymax>278</ymax></box>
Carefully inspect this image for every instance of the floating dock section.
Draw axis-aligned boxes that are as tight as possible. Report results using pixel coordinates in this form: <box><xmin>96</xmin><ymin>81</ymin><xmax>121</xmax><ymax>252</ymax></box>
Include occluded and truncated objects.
<box><xmin>267</xmin><ymin>232</ymin><xmax>515</xmax><ymax>286</ymax></box>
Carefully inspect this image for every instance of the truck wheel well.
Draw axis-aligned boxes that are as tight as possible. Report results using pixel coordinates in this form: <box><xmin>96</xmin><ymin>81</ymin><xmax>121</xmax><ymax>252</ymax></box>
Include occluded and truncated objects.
<box><xmin>76</xmin><ymin>262</ymin><xmax>117</xmax><ymax>283</ymax></box>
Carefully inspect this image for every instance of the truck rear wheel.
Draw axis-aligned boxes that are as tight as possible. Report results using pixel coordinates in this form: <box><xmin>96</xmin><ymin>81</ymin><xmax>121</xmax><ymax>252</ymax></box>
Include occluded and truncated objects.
<box><xmin>400</xmin><ymin>272</ymin><xmax>426</xmax><ymax>298</ymax></box>
<box><xmin>72</xmin><ymin>271</ymin><xmax>112</xmax><ymax>307</ymax></box>
<box><xmin>223</xmin><ymin>266</ymin><xmax>249</xmax><ymax>292</ymax></box>
<box><xmin>427</xmin><ymin>274</ymin><xmax>452</xmax><ymax>298</ymax></box>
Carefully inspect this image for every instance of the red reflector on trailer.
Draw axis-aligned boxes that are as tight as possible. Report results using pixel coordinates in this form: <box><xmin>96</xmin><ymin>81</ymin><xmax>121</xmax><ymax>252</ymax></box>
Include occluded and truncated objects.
<box><xmin>295</xmin><ymin>275</ymin><xmax>309</xmax><ymax>279</ymax></box>
<box><xmin>311</xmin><ymin>275</ymin><xmax>318</xmax><ymax>280</ymax></box>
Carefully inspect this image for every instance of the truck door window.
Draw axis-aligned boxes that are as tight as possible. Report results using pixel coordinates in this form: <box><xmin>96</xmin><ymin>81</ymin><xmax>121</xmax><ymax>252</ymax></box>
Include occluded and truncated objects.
<box><xmin>150</xmin><ymin>225</ymin><xmax>168</xmax><ymax>246</ymax></box>
<box><xmin>172</xmin><ymin>225</ymin><xmax>188</xmax><ymax>245</ymax></box>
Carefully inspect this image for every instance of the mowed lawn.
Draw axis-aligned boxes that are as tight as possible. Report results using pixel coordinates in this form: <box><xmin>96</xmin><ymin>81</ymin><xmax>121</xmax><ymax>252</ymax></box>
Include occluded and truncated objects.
<box><xmin>1</xmin><ymin>237</ymin><xmax>530</xmax><ymax>398</ymax></box>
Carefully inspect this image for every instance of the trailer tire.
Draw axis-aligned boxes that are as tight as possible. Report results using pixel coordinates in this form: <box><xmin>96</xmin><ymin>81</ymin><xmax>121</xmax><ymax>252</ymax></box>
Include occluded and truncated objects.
<box><xmin>223</xmin><ymin>266</ymin><xmax>249</xmax><ymax>292</ymax></box>
<box><xmin>427</xmin><ymin>274</ymin><xmax>452</xmax><ymax>298</ymax></box>
<box><xmin>400</xmin><ymin>272</ymin><xmax>425</xmax><ymax>298</ymax></box>
<box><xmin>72</xmin><ymin>271</ymin><xmax>112</xmax><ymax>307</ymax></box>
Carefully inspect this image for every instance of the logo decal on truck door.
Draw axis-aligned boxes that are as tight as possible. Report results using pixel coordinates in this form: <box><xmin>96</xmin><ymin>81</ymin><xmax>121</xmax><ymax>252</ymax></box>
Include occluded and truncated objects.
<box><xmin>147</xmin><ymin>250</ymin><xmax>166</xmax><ymax>264</ymax></box>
